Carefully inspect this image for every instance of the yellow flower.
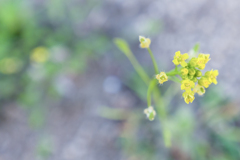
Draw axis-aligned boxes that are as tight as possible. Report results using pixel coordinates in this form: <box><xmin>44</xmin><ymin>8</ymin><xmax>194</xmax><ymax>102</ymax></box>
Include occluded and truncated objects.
<box><xmin>196</xmin><ymin>57</ymin><xmax>206</xmax><ymax>70</ymax></box>
<box><xmin>182</xmin><ymin>90</ymin><xmax>195</xmax><ymax>104</ymax></box>
<box><xmin>156</xmin><ymin>72</ymin><xmax>168</xmax><ymax>84</ymax></box>
<box><xmin>139</xmin><ymin>36</ymin><xmax>151</xmax><ymax>48</ymax></box>
<box><xmin>144</xmin><ymin>106</ymin><xmax>156</xmax><ymax>121</ymax></box>
<box><xmin>198</xmin><ymin>53</ymin><xmax>210</xmax><ymax>64</ymax></box>
<box><xmin>31</xmin><ymin>47</ymin><xmax>49</xmax><ymax>63</ymax></box>
<box><xmin>205</xmin><ymin>69</ymin><xmax>219</xmax><ymax>84</ymax></box>
<box><xmin>181</xmin><ymin>79</ymin><xmax>195</xmax><ymax>91</ymax></box>
<box><xmin>181</xmin><ymin>68</ymin><xmax>188</xmax><ymax>75</ymax></box>
<box><xmin>196</xmin><ymin>54</ymin><xmax>210</xmax><ymax>70</ymax></box>
<box><xmin>198</xmin><ymin>77</ymin><xmax>211</xmax><ymax>88</ymax></box>
<box><xmin>193</xmin><ymin>84</ymin><xmax>205</xmax><ymax>96</ymax></box>
<box><xmin>172</xmin><ymin>51</ymin><xmax>189</xmax><ymax>67</ymax></box>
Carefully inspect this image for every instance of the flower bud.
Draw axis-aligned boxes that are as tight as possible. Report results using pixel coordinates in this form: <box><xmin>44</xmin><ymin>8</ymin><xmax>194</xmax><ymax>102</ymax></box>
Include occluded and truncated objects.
<box><xmin>192</xmin><ymin>77</ymin><xmax>198</xmax><ymax>83</ymax></box>
<box><xmin>180</xmin><ymin>68</ymin><xmax>188</xmax><ymax>76</ymax></box>
<box><xmin>188</xmin><ymin>68</ymin><xmax>196</xmax><ymax>76</ymax></box>
<box><xmin>195</xmin><ymin>70</ymin><xmax>202</xmax><ymax>77</ymax></box>
<box><xmin>188</xmin><ymin>75</ymin><xmax>194</xmax><ymax>79</ymax></box>
<box><xmin>144</xmin><ymin>106</ymin><xmax>156</xmax><ymax>121</ymax></box>
<box><xmin>189</xmin><ymin>57</ymin><xmax>197</xmax><ymax>67</ymax></box>
<box><xmin>139</xmin><ymin>36</ymin><xmax>151</xmax><ymax>48</ymax></box>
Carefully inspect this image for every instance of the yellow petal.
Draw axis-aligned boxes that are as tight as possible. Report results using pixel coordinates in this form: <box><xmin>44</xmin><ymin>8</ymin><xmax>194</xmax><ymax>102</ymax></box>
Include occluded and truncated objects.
<box><xmin>180</xmin><ymin>61</ymin><xmax>187</xmax><ymax>67</ymax></box>
<box><xmin>213</xmin><ymin>79</ymin><xmax>217</xmax><ymax>84</ymax></box>
<box><xmin>213</xmin><ymin>70</ymin><xmax>219</xmax><ymax>76</ymax></box>
<box><xmin>172</xmin><ymin>59</ymin><xmax>179</xmax><ymax>65</ymax></box>
<box><xmin>182</xmin><ymin>53</ymin><xmax>189</xmax><ymax>60</ymax></box>
<box><xmin>175</xmin><ymin>51</ymin><xmax>181</xmax><ymax>57</ymax></box>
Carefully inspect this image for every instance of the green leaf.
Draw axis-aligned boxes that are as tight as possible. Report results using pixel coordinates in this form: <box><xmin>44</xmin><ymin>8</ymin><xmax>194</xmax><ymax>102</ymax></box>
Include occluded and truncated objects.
<box><xmin>113</xmin><ymin>38</ymin><xmax>131</xmax><ymax>56</ymax></box>
<box><xmin>113</xmin><ymin>38</ymin><xmax>150</xmax><ymax>85</ymax></box>
<box><xmin>193</xmin><ymin>43</ymin><xmax>200</xmax><ymax>53</ymax></box>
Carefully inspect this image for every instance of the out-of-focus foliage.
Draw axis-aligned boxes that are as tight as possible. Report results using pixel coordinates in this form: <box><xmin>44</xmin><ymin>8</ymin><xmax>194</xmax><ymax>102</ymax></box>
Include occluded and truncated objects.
<box><xmin>0</xmin><ymin>0</ymin><xmax>109</xmax><ymax>126</ymax></box>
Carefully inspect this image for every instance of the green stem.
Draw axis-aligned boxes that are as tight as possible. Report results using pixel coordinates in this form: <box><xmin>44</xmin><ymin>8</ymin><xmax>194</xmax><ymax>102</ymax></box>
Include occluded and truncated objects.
<box><xmin>166</xmin><ymin>71</ymin><xmax>178</xmax><ymax>76</ymax></box>
<box><xmin>126</xmin><ymin>51</ymin><xmax>150</xmax><ymax>85</ymax></box>
<box><xmin>174</xmin><ymin>76</ymin><xmax>182</xmax><ymax>83</ymax></box>
<box><xmin>168</xmin><ymin>76</ymin><xmax>178</xmax><ymax>83</ymax></box>
<box><xmin>147</xmin><ymin>48</ymin><xmax>159</xmax><ymax>74</ymax></box>
<box><xmin>115</xmin><ymin>38</ymin><xmax>170</xmax><ymax>147</ymax></box>
<box><xmin>147</xmin><ymin>79</ymin><xmax>158</xmax><ymax>107</ymax></box>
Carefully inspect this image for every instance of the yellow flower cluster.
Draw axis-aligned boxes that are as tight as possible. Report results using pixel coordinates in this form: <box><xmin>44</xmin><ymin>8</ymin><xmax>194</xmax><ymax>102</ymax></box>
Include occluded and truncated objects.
<box><xmin>174</xmin><ymin>51</ymin><xmax>218</xmax><ymax>104</ymax></box>
<box><xmin>155</xmin><ymin>51</ymin><xmax>218</xmax><ymax>104</ymax></box>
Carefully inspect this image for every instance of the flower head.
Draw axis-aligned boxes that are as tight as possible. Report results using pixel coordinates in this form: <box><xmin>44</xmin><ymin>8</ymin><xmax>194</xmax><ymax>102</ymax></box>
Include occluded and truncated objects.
<box><xmin>156</xmin><ymin>72</ymin><xmax>168</xmax><ymax>84</ymax></box>
<box><xmin>193</xmin><ymin>84</ymin><xmax>205</xmax><ymax>96</ymax></box>
<box><xmin>144</xmin><ymin>106</ymin><xmax>156</xmax><ymax>121</ymax></box>
<box><xmin>198</xmin><ymin>77</ymin><xmax>211</xmax><ymax>88</ymax></box>
<box><xmin>198</xmin><ymin>53</ymin><xmax>210</xmax><ymax>64</ymax></box>
<box><xmin>139</xmin><ymin>36</ymin><xmax>151</xmax><ymax>48</ymax></box>
<box><xmin>172</xmin><ymin>51</ymin><xmax>189</xmax><ymax>67</ymax></box>
<box><xmin>205</xmin><ymin>69</ymin><xmax>219</xmax><ymax>84</ymax></box>
<box><xmin>181</xmin><ymin>79</ymin><xmax>195</xmax><ymax>91</ymax></box>
<box><xmin>182</xmin><ymin>90</ymin><xmax>195</xmax><ymax>104</ymax></box>
<box><xmin>196</xmin><ymin>54</ymin><xmax>210</xmax><ymax>70</ymax></box>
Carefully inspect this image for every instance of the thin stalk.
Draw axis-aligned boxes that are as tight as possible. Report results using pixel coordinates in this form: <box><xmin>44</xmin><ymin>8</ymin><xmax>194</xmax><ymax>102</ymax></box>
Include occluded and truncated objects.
<box><xmin>168</xmin><ymin>76</ymin><xmax>179</xmax><ymax>83</ymax></box>
<box><xmin>126</xmin><ymin>52</ymin><xmax>150</xmax><ymax>85</ymax></box>
<box><xmin>147</xmin><ymin>79</ymin><xmax>158</xmax><ymax>107</ymax></box>
<box><xmin>166</xmin><ymin>71</ymin><xmax>178</xmax><ymax>76</ymax></box>
<box><xmin>147</xmin><ymin>48</ymin><xmax>159</xmax><ymax>74</ymax></box>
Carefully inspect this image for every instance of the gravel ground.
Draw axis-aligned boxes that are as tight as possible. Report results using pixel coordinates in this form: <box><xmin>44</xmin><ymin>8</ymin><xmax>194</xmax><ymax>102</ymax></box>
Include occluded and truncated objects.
<box><xmin>0</xmin><ymin>0</ymin><xmax>240</xmax><ymax>160</ymax></box>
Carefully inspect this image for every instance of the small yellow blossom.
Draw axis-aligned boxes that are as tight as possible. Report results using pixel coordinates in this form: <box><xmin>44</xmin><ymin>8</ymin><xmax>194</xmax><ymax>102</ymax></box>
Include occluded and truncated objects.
<box><xmin>181</xmin><ymin>68</ymin><xmax>188</xmax><ymax>75</ymax></box>
<box><xmin>205</xmin><ymin>69</ymin><xmax>219</xmax><ymax>84</ymax></box>
<box><xmin>198</xmin><ymin>53</ymin><xmax>210</xmax><ymax>64</ymax></box>
<box><xmin>144</xmin><ymin>106</ymin><xmax>156</xmax><ymax>121</ymax></box>
<box><xmin>193</xmin><ymin>84</ymin><xmax>205</xmax><ymax>96</ymax></box>
<box><xmin>156</xmin><ymin>72</ymin><xmax>168</xmax><ymax>84</ymax></box>
<box><xmin>196</xmin><ymin>57</ymin><xmax>206</xmax><ymax>70</ymax></box>
<box><xmin>181</xmin><ymin>79</ymin><xmax>195</xmax><ymax>91</ymax></box>
<box><xmin>139</xmin><ymin>36</ymin><xmax>151</xmax><ymax>48</ymax></box>
<box><xmin>31</xmin><ymin>47</ymin><xmax>49</xmax><ymax>63</ymax></box>
<box><xmin>196</xmin><ymin>54</ymin><xmax>210</xmax><ymax>70</ymax></box>
<box><xmin>182</xmin><ymin>90</ymin><xmax>195</xmax><ymax>104</ymax></box>
<box><xmin>172</xmin><ymin>51</ymin><xmax>189</xmax><ymax>67</ymax></box>
<box><xmin>198</xmin><ymin>77</ymin><xmax>211</xmax><ymax>88</ymax></box>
